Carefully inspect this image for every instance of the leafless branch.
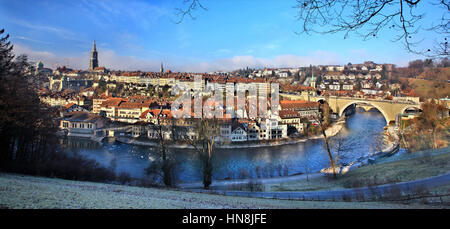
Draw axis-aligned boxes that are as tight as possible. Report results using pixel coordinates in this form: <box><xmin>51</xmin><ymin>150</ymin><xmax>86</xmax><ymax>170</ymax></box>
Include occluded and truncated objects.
<box><xmin>174</xmin><ymin>0</ymin><xmax>208</xmax><ymax>24</ymax></box>
<box><xmin>174</xmin><ymin>1</ymin><xmax>448</xmax><ymax>56</ymax></box>
<box><xmin>294</xmin><ymin>0</ymin><xmax>449</xmax><ymax>57</ymax></box>
<box><xmin>330</xmin><ymin>134</ymin><xmax>357</xmax><ymax>166</ymax></box>
<box><xmin>311</xmin><ymin>106</ymin><xmax>337</xmax><ymax>178</ymax></box>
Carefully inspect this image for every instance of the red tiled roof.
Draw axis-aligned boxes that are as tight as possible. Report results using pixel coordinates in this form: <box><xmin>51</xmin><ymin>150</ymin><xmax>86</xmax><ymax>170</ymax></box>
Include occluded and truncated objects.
<box><xmin>140</xmin><ymin>110</ymin><xmax>152</xmax><ymax>119</ymax></box>
<box><xmin>281</xmin><ymin>84</ymin><xmax>315</xmax><ymax>92</ymax></box>
<box><xmin>63</xmin><ymin>103</ymin><xmax>77</xmax><ymax>110</ymax></box>
<box><xmin>140</xmin><ymin>109</ymin><xmax>173</xmax><ymax>119</ymax></box>
<box><xmin>280</xmin><ymin>100</ymin><xmax>319</xmax><ymax>109</ymax></box>
<box><xmin>101</xmin><ymin>98</ymin><xmax>126</xmax><ymax>107</ymax></box>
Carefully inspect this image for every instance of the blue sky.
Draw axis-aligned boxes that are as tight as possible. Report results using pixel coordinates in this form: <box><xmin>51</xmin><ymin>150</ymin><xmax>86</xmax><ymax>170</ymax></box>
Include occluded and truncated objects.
<box><xmin>0</xmin><ymin>0</ymin><xmax>445</xmax><ymax>72</ymax></box>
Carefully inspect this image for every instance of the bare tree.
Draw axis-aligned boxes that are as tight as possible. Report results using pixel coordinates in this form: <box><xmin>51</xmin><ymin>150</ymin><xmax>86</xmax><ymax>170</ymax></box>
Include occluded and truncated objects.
<box><xmin>295</xmin><ymin>0</ymin><xmax>449</xmax><ymax>57</ymax></box>
<box><xmin>147</xmin><ymin>109</ymin><xmax>176</xmax><ymax>187</ymax></box>
<box><xmin>303</xmin><ymin>149</ymin><xmax>311</xmax><ymax>181</ymax></box>
<box><xmin>418</xmin><ymin>100</ymin><xmax>447</xmax><ymax>149</ymax></box>
<box><xmin>174</xmin><ymin>0</ymin><xmax>208</xmax><ymax>24</ymax></box>
<box><xmin>179</xmin><ymin>117</ymin><xmax>220</xmax><ymax>189</ymax></box>
<box><xmin>329</xmin><ymin>134</ymin><xmax>356</xmax><ymax>167</ymax></box>
<box><xmin>176</xmin><ymin>0</ymin><xmax>449</xmax><ymax>57</ymax></box>
<box><xmin>311</xmin><ymin>102</ymin><xmax>337</xmax><ymax>178</ymax></box>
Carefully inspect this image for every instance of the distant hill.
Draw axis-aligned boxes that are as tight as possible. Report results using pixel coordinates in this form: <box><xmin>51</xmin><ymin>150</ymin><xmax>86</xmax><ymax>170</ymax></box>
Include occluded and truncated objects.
<box><xmin>405</xmin><ymin>77</ymin><xmax>450</xmax><ymax>99</ymax></box>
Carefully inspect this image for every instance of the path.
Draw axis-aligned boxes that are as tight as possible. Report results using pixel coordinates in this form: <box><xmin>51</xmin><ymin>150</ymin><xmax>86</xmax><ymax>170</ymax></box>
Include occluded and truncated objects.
<box><xmin>184</xmin><ymin>172</ymin><xmax>450</xmax><ymax>201</ymax></box>
<box><xmin>178</xmin><ymin>173</ymin><xmax>323</xmax><ymax>189</ymax></box>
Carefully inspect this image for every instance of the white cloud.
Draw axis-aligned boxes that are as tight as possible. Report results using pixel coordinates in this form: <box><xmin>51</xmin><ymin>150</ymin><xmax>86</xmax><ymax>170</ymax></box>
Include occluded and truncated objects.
<box><xmin>13</xmin><ymin>44</ymin><xmax>59</xmax><ymax>66</ymax></box>
<box><xmin>8</xmin><ymin>18</ymin><xmax>82</xmax><ymax>42</ymax></box>
<box><xmin>13</xmin><ymin>43</ymin><xmax>161</xmax><ymax>71</ymax></box>
<box><xmin>12</xmin><ymin>44</ymin><xmax>352</xmax><ymax>72</ymax></box>
<box><xmin>100</xmin><ymin>50</ymin><xmax>160</xmax><ymax>71</ymax></box>
<box><xmin>183</xmin><ymin>51</ymin><xmax>342</xmax><ymax>72</ymax></box>
<box><xmin>14</xmin><ymin>36</ymin><xmax>51</xmax><ymax>44</ymax></box>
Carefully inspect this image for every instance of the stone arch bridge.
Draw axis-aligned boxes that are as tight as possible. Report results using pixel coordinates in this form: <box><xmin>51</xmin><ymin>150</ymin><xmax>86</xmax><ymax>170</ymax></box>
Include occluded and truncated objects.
<box><xmin>280</xmin><ymin>93</ymin><xmax>421</xmax><ymax>124</ymax></box>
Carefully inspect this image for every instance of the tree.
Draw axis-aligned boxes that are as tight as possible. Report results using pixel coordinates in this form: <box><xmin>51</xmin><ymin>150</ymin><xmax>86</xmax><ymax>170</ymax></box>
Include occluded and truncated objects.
<box><xmin>180</xmin><ymin>117</ymin><xmax>220</xmax><ymax>189</ymax></box>
<box><xmin>322</xmin><ymin>101</ymin><xmax>331</xmax><ymax>127</ymax></box>
<box><xmin>329</xmin><ymin>135</ymin><xmax>356</xmax><ymax>168</ymax></box>
<box><xmin>0</xmin><ymin>29</ymin><xmax>58</xmax><ymax>167</ymax></box>
<box><xmin>354</xmin><ymin>81</ymin><xmax>362</xmax><ymax>91</ymax></box>
<box><xmin>419</xmin><ymin>100</ymin><xmax>447</xmax><ymax>149</ymax></box>
<box><xmin>408</xmin><ymin>59</ymin><xmax>424</xmax><ymax>70</ymax></box>
<box><xmin>311</xmin><ymin>102</ymin><xmax>337</xmax><ymax>178</ymax></box>
<box><xmin>293</xmin><ymin>71</ymin><xmax>300</xmax><ymax>82</ymax></box>
<box><xmin>294</xmin><ymin>0</ymin><xmax>449</xmax><ymax>57</ymax></box>
<box><xmin>437</xmin><ymin>57</ymin><xmax>450</xmax><ymax>67</ymax></box>
<box><xmin>147</xmin><ymin>109</ymin><xmax>176</xmax><ymax>187</ymax></box>
<box><xmin>174</xmin><ymin>0</ymin><xmax>207</xmax><ymax>24</ymax></box>
<box><xmin>299</xmin><ymin>71</ymin><xmax>306</xmax><ymax>84</ymax></box>
<box><xmin>423</xmin><ymin>58</ymin><xmax>434</xmax><ymax>68</ymax></box>
<box><xmin>302</xmin><ymin>148</ymin><xmax>312</xmax><ymax>181</ymax></box>
<box><xmin>316</xmin><ymin>74</ymin><xmax>322</xmax><ymax>86</ymax></box>
<box><xmin>287</xmin><ymin>125</ymin><xmax>298</xmax><ymax>136</ymax></box>
<box><xmin>98</xmin><ymin>77</ymin><xmax>107</xmax><ymax>91</ymax></box>
<box><xmin>176</xmin><ymin>1</ymin><xmax>449</xmax><ymax>57</ymax></box>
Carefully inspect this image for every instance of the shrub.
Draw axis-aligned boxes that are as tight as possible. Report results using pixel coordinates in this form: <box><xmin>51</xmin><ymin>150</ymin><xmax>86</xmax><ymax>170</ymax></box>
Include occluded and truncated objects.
<box><xmin>118</xmin><ymin>172</ymin><xmax>132</xmax><ymax>185</ymax></box>
<box><xmin>246</xmin><ymin>180</ymin><xmax>264</xmax><ymax>192</ymax></box>
<box><xmin>1</xmin><ymin>152</ymin><xmax>116</xmax><ymax>183</ymax></box>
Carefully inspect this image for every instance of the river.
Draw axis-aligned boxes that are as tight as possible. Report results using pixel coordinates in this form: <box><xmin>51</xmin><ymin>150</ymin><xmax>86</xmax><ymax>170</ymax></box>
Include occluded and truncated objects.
<box><xmin>60</xmin><ymin>109</ymin><xmax>395</xmax><ymax>183</ymax></box>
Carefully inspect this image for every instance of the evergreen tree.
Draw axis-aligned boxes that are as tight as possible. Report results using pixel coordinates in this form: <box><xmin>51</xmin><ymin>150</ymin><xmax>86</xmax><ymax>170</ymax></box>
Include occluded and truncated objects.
<box><xmin>0</xmin><ymin>29</ymin><xmax>58</xmax><ymax>167</ymax></box>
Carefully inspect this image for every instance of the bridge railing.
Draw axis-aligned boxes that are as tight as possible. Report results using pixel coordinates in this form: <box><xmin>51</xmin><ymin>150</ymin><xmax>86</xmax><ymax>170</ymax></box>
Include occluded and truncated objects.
<box><xmin>312</xmin><ymin>95</ymin><xmax>419</xmax><ymax>105</ymax></box>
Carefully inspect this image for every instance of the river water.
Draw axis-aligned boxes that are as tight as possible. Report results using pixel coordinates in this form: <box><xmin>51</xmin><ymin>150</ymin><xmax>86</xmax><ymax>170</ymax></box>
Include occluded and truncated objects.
<box><xmin>60</xmin><ymin>109</ymin><xmax>390</xmax><ymax>183</ymax></box>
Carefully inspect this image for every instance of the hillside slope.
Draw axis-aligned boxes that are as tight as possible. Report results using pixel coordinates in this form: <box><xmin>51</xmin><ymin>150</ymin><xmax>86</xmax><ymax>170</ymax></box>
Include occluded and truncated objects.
<box><xmin>0</xmin><ymin>173</ymin><xmax>436</xmax><ymax>209</ymax></box>
<box><xmin>406</xmin><ymin>78</ymin><xmax>450</xmax><ymax>98</ymax></box>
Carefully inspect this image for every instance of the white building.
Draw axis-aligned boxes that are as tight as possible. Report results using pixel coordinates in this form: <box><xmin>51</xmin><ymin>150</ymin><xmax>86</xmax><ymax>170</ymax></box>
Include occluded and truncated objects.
<box><xmin>329</xmin><ymin>84</ymin><xmax>340</xmax><ymax>90</ymax></box>
<box><xmin>342</xmin><ymin>84</ymin><xmax>354</xmax><ymax>90</ymax></box>
<box><xmin>231</xmin><ymin>126</ymin><xmax>247</xmax><ymax>142</ymax></box>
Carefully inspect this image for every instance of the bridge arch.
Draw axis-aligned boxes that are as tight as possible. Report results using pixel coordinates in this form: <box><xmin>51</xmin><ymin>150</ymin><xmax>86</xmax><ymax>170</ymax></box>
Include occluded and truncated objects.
<box><xmin>338</xmin><ymin>101</ymin><xmax>390</xmax><ymax>124</ymax></box>
<box><xmin>401</xmin><ymin>105</ymin><xmax>422</xmax><ymax>114</ymax></box>
<box><xmin>317</xmin><ymin>98</ymin><xmax>326</xmax><ymax>104</ymax></box>
<box><xmin>355</xmin><ymin>104</ymin><xmax>377</xmax><ymax>112</ymax></box>
<box><xmin>364</xmin><ymin>107</ymin><xmax>378</xmax><ymax>112</ymax></box>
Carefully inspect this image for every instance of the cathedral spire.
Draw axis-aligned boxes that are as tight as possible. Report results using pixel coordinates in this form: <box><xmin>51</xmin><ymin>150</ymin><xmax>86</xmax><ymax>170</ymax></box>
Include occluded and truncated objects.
<box><xmin>310</xmin><ymin>65</ymin><xmax>316</xmax><ymax>89</ymax></box>
<box><xmin>160</xmin><ymin>62</ymin><xmax>164</xmax><ymax>73</ymax></box>
<box><xmin>89</xmin><ymin>40</ymin><xmax>99</xmax><ymax>71</ymax></box>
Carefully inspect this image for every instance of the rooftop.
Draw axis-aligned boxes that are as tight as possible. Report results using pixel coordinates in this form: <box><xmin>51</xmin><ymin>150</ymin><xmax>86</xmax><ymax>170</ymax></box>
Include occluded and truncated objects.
<box><xmin>62</xmin><ymin>112</ymin><xmax>103</xmax><ymax>123</ymax></box>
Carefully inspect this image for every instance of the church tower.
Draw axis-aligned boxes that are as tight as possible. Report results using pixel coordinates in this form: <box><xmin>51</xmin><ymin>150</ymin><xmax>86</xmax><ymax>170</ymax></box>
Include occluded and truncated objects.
<box><xmin>89</xmin><ymin>40</ymin><xmax>99</xmax><ymax>71</ymax></box>
<box><xmin>310</xmin><ymin>65</ymin><xmax>316</xmax><ymax>89</ymax></box>
<box><xmin>160</xmin><ymin>62</ymin><xmax>164</xmax><ymax>73</ymax></box>
<box><xmin>310</xmin><ymin>70</ymin><xmax>316</xmax><ymax>89</ymax></box>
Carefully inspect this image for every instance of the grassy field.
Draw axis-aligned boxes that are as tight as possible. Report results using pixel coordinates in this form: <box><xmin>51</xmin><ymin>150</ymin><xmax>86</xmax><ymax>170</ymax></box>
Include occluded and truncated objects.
<box><xmin>266</xmin><ymin>150</ymin><xmax>450</xmax><ymax>192</ymax></box>
<box><xmin>0</xmin><ymin>173</ymin><xmax>438</xmax><ymax>209</ymax></box>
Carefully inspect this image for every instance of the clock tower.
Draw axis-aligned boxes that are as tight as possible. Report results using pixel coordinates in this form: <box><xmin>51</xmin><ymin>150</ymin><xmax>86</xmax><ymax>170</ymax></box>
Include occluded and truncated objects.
<box><xmin>89</xmin><ymin>40</ymin><xmax>98</xmax><ymax>71</ymax></box>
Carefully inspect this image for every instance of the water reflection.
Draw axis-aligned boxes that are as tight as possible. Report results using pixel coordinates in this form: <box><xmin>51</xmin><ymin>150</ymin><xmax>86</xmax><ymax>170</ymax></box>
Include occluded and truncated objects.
<box><xmin>61</xmin><ymin>110</ymin><xmax>387</xmax><ymax>183</ymax></box>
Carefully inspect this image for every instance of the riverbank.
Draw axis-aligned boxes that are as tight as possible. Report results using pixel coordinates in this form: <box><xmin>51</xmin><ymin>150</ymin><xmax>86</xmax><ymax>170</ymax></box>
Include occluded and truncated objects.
<box><xmin>264</xmin><ymin>147</ymin><xmax>450</xmax><ymax>192</ymax></box>
<box><xmin>114</xmin><ymin>120</ymin><xmax>346</xmax><ymax>149</ymax></box>
<box><xmin>180</xmin><ymin>147</ymin><xmax>449</xmax><ymax>193</ymax></box>
<box><xmin>347</xmin><ymin>125</ymin><xmax>400</xmax><ymax>170</ymax></box>
<box><xmin>179</xmin><ymin>123</ymin><xmax>401</xmax><ymax>190</ymax></box>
